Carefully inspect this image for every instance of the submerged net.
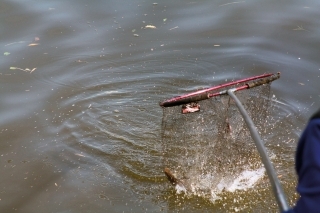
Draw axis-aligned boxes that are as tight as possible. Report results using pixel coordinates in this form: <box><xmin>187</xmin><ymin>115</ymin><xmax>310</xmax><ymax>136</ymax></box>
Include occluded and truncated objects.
<box><xmin>161</xmin><ymin>80</ymin><xmax>272</xmax><ymax>201</ymax></box>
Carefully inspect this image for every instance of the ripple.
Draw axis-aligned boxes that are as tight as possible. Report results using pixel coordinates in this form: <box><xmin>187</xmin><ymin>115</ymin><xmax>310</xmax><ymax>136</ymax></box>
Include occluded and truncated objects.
<box><xmin>3</xmin><ymin>0</ymin><xmax>319</xmax><ymax>212</ymax></box>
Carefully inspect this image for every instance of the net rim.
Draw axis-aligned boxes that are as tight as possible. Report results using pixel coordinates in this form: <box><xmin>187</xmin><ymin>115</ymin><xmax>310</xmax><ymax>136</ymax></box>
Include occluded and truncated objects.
<box><xmin>159</xmin><ymin>72</ymin><xmax>280</xmax><ymax>108</ymax></box>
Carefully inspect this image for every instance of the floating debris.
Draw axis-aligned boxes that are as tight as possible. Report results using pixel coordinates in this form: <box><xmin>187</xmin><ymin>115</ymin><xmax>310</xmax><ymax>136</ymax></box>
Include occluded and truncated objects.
<box><xmin>10</xmin><ymin>67</ymin><xmax>37</xmax><ymax>73</ymax></box>
<box><xmin>4</xmin><ymin>52</ymin><xmax>10</xmax><ymax>56</ymax></box>
<box><xmin>169</xmin><ymin>26</ymin><xmax>179</xmax><ymax>30</ymax></box>
<box><xmin>293</xmin><ymin>25</ymin><xmax>309</xmax><ymax>32</ymax></box>
<box><xmin>28</xmin><ymin>43</ymin><xmax>39</xmax><ymax>46</ymax></box>
<box><xmin>145</xmin><ymin>25</ymin><xmax>156</xmax><ymax>29</ymax></box>
<box><xmin>153</xmin><ymin>3</ymin><xmax>158</xmax><ymax>5</ymax></box>
<box><xmin>133</xmin><ymin>34</ymin><xmax>139</xmax><ymax>37</ymax></box>
<box><xmin>75</xmin><ymin>153</ymin><xmax>86</xmax><ymax>157</ymax></box>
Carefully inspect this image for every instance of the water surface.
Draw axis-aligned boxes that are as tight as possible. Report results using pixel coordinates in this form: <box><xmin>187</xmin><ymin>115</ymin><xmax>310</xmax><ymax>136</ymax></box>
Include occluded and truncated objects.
<box><xmin>1</xmin><ymin>0</ymin><xmax>320</xmax><ymax>212</ymax></box>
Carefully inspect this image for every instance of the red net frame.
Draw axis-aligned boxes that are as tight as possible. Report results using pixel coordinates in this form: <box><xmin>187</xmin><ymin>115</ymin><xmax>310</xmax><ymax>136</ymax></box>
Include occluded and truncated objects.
<box><xmin>159</xmin><ymin>73</ymin><xmax>280</xmax><ymax>108</ymax></box>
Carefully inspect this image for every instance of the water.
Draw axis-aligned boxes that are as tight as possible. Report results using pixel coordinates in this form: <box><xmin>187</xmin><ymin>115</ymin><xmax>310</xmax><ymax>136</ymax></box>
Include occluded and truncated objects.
<box><xmin>1</xmin><ymin>0</ymin><xmax>319</xmax><ymax>212</ymax></box>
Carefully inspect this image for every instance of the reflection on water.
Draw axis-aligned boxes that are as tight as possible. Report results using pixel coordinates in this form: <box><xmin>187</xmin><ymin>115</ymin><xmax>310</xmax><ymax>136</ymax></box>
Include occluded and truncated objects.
<box><xmin>1</xmin><ymin>0</ymin><xmax>320</xmax><ymax>212</ymax></box>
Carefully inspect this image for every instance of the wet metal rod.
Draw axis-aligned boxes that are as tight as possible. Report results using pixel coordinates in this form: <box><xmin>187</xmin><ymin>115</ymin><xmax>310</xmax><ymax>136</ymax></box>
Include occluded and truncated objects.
<box><xmin>227</xmin><ymin>89</ymin><xmax>289</xmax><ymax>212</ymax></box>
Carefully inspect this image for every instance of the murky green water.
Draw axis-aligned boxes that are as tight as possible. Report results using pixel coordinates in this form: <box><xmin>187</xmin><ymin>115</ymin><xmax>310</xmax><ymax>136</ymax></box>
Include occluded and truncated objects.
<box><xmin>1</xmin><ymin>0</ymin><xmax>319</xmax><ymax>212</ymax></box>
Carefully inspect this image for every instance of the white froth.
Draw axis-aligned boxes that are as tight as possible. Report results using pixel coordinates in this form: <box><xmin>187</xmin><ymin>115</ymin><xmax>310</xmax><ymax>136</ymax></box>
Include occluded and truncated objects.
<box><xmin>173</xmin><ymin>167</ymin><xmax>265</xmax><ymax>202</ymax></box>
<box><xmin>226</xmin><ymin>167</ymin><xmax>265</xmax><ymax>192</ymax></box>
<box><xmin>175</xmin><ymin>183</ymin><xmax>187</xmax><ymax>194</ymax></box>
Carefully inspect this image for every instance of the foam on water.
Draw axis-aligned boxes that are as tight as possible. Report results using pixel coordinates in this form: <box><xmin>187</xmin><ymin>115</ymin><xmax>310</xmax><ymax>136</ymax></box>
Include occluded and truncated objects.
<box><xmin>174</xmin><ymin>166</ymin><xmax>266</xmax><ymax>202</ymax></box>
<box><xmin>175</xmin><ymin>183</ymin><xmax>187</xmax><ymax>194</ymax></box>
<box><xmin>212</xmin><ymin>167</ymin><xmax>265</xmax><ymax>202</ymax></box>
<box><xmin>226</xmin><ymin>167</ymin><xmax>265</xmax><ymax>192</ymax></box>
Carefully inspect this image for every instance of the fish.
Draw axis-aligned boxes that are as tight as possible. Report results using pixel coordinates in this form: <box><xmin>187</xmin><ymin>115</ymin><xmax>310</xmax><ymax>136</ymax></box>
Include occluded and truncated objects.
<box><xmin>181</xmin><ymin>103</ymin><xmax>200</xmax><ymax>114</ymax></box>
<box><xmin>164</xmin><ymin>168</ymin><xmax>188</xmax><ymax>192</ymax></box>
<box><xmin>164</xmin><ymin>168</ymin><xmax>179</xmax><ymax>185</ymax></box>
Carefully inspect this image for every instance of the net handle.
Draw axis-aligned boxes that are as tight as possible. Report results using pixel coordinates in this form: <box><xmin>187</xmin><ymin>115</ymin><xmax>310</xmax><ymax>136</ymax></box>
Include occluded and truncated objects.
<box><xmin>227</xmin><ymin>89</ymin><xmax>289</xmax><ymax>212</ymax></box>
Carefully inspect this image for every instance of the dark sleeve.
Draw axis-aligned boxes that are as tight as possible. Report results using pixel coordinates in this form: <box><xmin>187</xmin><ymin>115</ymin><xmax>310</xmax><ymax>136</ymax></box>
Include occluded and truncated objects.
<box><xmin>310</xmin><ymin>108</ymin><xmax>320</xmax><ymax>120</ymax></box>
<box><xmin>291</xmin><ymin>118</ymin><xmax>320</xmax><ymax>213</ymax></box>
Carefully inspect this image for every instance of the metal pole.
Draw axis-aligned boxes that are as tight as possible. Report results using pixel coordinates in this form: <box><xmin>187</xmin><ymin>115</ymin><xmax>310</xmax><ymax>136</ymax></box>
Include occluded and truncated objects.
<box><xmin>227</xmin><ymin>89</ymin><xmax>289</xmax><ymax>212</ymax></box>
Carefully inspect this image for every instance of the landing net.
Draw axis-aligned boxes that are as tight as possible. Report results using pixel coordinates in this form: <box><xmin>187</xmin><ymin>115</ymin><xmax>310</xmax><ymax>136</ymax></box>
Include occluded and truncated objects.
<box><xmin>160</xmin><ymin>73</ymin><xmax>279</xmax><ymax>201</ymax></box>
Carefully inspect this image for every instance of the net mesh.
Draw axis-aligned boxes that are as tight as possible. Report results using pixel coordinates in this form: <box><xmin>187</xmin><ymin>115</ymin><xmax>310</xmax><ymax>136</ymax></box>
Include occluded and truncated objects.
<box><xmin>161</xmin><ymin>82</ymin><xmax>272</xmax><ymax>199</ymax></box>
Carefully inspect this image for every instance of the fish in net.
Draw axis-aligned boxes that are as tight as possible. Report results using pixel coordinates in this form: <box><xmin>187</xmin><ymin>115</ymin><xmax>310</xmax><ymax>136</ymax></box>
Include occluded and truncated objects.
<box><xmin>160</xmin><ymin>73</ymin><xmax>278</xmax><ymax>201</ymax></box>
